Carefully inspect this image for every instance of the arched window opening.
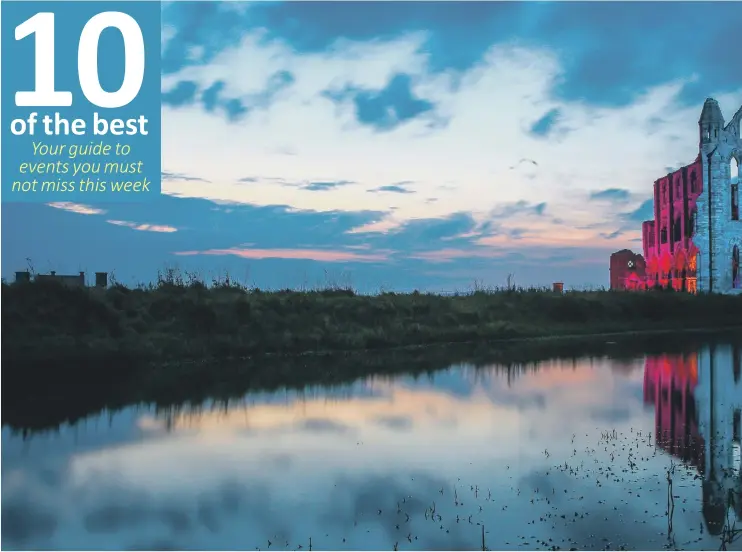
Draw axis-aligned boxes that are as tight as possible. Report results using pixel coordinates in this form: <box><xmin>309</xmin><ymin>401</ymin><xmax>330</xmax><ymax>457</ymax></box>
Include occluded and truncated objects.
<box><xmin>690</xmin><ymin>172</ymin><xmax>698</xmax><ymax>194</ymax></box>
<box><xmin>733</xmin><ymin>184</ymin><xmax>739</xmax><ymax>221</ymax></box>
<box><xmin>733</xmin><ymin>245</ymin><xmax>740</xmax><ymax>289</ymax></box>
<box><xmin>732</xmin><ymin>157</ymin><xmax>740</xmax><ymax>221</ymax></box>
<box><xmin>672</xmin><ymin>217</ymin><xmax>682</xmax><ymax>242</ymax></box>
<box><xmin>686</xmin><ymin>211</ymin><xmax>696</xmax><ymax>238</ymax></box>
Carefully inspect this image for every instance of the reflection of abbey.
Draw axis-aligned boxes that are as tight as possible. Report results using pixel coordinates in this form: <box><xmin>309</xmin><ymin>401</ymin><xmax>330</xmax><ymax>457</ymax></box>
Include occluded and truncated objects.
<box><xmin>611</xmin><ymin>98</ymin><xmax>742</xmax><ymax>293</ymax></box>
<box><xmin>643</xmin><ymin>346</ymin><xmax>741</xmax><ymax>535</ymax></box>
<box><xmin>695</xmin><ymin>345</ymin><xmax>742</xmax><ymax>534</ymax></box>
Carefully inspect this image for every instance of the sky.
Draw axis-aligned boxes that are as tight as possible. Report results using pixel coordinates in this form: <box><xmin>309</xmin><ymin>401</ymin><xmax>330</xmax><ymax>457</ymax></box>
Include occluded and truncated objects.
<box><xmin>3</xmin><ymin>1</ymin><xmax>742</xmax><ymax>292</ymax></box>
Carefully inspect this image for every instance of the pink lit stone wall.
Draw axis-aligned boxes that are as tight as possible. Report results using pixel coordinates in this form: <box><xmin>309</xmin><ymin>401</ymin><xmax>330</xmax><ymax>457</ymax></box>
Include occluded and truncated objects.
<box><xmin>641</xmin><ymin>157</ymin><xmax>703</xmax><ymax>291</ymax></box>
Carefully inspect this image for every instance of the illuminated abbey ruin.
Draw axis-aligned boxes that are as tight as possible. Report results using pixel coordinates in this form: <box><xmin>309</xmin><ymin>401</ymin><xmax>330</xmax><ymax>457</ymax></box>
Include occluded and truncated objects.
<box><xmin>611</xmin><ymin>98</ymin><xmax>742</xmax><ymax>293</ymax></box>
<box><xmin>643</xmin><ymin>347</ymin><xmax>741</xmax><ymax>535</ymax></box>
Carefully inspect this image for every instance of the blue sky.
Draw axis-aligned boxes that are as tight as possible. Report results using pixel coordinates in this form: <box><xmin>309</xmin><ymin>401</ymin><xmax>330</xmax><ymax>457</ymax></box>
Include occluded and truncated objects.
<box><xmin>3</xmin><ymin>1</ymin><xmax>742</xmax><ymax>291</ymax></box>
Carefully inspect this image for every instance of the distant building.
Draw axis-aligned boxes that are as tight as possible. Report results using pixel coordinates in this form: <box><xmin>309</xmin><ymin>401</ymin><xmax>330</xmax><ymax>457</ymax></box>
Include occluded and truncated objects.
<box><xmin>34</xmin><ymin>271</ymin><xmax>86</xmax><ymax>287</ymax></box>
<box><xmin>611</xmin><ymin>98</ymin><xmax>741</xmax><ymax>294</ymax></box>
<box><xmin>95</xmin><ymin>272</ymin><xmax>108</xmax><ymax>288</ymax></box>
<box><xmin>14</xmin><ymin>270</ymin><xmax>109</xmax><ymax>288</ymax></box>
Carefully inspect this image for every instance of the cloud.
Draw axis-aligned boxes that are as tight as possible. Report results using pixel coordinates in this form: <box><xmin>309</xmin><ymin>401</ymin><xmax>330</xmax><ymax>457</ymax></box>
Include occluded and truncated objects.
<box><xmin>589</xmin><ymin>188</ymin><xmax>631</xmax><ymax>202</ymax></box>
<box><xmin>162</xmin><ymin>69</ymin><xmax>295</xmax><ymax>122</ymax></box>
<box><xmin>47</xmin><ymin>203</ymin><xmax>106</xmax><ymax>216</ymax></box>
<box><xmin>623</xmin><ymin>198</ymin><xmax>654</xmax><ymax>223</ymax></box>
<box><xmin>529</xmin><ymin>108</ymin><xmax>562</xmax><ymax>138</ymax></box>
<box><xmin>107</xmin><ymin>220</ymin><xmax>178</xmax><ymax>233</ymax></box>
<box><xmin>368</xmin><ymin>183</ymin><xmax>415</xmax><ymax>194</ymax></box>
<box><xmin>232</xmin><ymin>177</ymin><xmax>355</xmax><ymax>191</ymax></box>
<box><xmin>383</xmin><ymin>212</ymin><xmax>479</xmax><ymax>243</ymax></box>
<box><xmin>302</xmin><ymin>180</ymin><xmax>355</xmax><ymax>192</ymax></box>
<box><xmin>489</xmin><ymin>200</ymin><xmax>548</xmax><ymax>220</ymax></box>
<box><xmin>161</xmin><ymin>80</ymin><xmax>199</xmax><ymax>107</ymax></box>
<box><xmin>162</xmin><ymin>170</ymin><xmax>210</xmax><ymax>183</ymax></box>
<box><xmin>323</xmin><ymin>73</ymin><xmax>437</xmax><ymax>132</ymax></box>
<box><xmin>599</xmin><ymin>230</ymin><xmax>623</xmax><ymax>240</ymax></box>
<box><xmin>175</xmin><ymin>247</ymin><xmax>388</xmax><ymax>263</ymax></box>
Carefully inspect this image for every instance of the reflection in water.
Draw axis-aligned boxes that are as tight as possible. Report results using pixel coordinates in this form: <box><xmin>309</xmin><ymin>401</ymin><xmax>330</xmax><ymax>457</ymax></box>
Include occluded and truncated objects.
<box><xmin>643</xmin><ymin>352</ymin><xmax>704</xmax><ymax>471</ymax></box>
<box><xmin>644</xmin><ymin>346</ymin><xmax>742</xmax><ymax>539</ymax></box>
<box><xmin>696</xmin><ymin>344</ymin><xmax>742</xmax><ymax>536</ymax></box>
<box><xmin>2</xmin><ymin>344</ymin><xmax>742</xmax><ymax>551</ymax></box>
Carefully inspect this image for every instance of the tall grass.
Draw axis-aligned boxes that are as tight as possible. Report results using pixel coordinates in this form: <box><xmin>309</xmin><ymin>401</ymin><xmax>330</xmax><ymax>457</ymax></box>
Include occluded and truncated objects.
<box><xmin>4</xmin><ymin>266</ymin><xmax>742</xmax><ymax>367</ymax></box>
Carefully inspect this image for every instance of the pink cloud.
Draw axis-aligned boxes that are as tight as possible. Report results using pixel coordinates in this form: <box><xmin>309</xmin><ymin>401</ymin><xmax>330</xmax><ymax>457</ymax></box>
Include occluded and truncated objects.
<box><xmin>47</xmin><ymin>202</ymin><xmax>106</xmax><ymax>215</ymax></box>
<box><xmin>107</xmin><ymin>220</ymin><xmax>178</xmax><ymax>233</ymax></box>
<box><xmin>174</xmin><ymin>247</ymin><xmax>388</xmax><ymax>263</ymax></box>
<box><xmin>408</xmin><ymin>248</ymin><xmax>498</xmax><ymax>263</ymax></box>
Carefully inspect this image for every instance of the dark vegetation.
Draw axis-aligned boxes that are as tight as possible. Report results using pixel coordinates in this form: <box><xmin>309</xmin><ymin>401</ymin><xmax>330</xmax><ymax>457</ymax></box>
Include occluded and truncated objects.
<box><xmin>3</xmin><ymin>266</ymin><xmax>742</xmax><ymax>433</ymax></box>
<box><xmin>4</xmin><ymin>268</ymin><xmax>742</xmax><ymax>366</ymax></box>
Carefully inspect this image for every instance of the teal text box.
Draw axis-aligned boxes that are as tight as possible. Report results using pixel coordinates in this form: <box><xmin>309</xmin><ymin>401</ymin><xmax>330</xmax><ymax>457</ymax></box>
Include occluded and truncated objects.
<box><xmin>1</xmin><ymin>1</ymin><xmax>161</xmax><ymax>202</ymax></box>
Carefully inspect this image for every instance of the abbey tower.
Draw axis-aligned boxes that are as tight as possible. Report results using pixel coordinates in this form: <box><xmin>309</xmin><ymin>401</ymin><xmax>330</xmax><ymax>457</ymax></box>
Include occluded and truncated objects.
<box><xmin>696</xmin><ymin>98</ymin><xmax>742</xmax><ymax>293</ymax></box>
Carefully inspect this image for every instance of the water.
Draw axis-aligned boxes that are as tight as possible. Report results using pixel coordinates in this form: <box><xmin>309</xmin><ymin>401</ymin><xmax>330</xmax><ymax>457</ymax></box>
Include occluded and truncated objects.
<box><xmin>3</xmin><ymin>342</ymin><xmax>741</xmax><ymax>551</ymax></box>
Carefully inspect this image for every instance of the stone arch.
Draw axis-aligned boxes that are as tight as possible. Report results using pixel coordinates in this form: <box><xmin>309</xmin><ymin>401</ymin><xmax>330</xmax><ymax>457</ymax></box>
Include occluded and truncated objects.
<box><xmin>733</xmin><ymin>109</ymin><xmax>742</xmax><ymax>141</ymax></box>
<box><xmin>732</xmin><ymin>152</ymin><xmax>739</xmax><ymax>184</ymax></box>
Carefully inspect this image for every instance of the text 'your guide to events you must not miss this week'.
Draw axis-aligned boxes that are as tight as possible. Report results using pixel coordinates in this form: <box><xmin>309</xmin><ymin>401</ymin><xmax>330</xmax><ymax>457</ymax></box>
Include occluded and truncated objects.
<box><xmin>1</xmin><ymin>1</ymin><xmax>162</xmax><ymax>202</ymax></box>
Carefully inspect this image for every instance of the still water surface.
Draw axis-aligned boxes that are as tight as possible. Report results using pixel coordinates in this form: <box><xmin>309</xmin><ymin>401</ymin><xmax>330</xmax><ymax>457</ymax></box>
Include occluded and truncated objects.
<box><xmin>3</xmin><ymin>343</ymin><xmax>741</xmax><ymax>550</ymax></box>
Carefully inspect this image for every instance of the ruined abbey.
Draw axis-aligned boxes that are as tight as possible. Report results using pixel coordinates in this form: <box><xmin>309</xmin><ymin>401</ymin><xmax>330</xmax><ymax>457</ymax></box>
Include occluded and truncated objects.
<box><xmin>610</xmin><ymin>98</ymin><xmax>742</xmax><ymax>294</ymax></box>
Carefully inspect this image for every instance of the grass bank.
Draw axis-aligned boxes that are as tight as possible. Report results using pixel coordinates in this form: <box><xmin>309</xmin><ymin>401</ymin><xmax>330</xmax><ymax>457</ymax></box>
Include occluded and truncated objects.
<box><xmin>4</xmin><ymin>272</ymin><xmax>742</xmax><ymax>367</ymax></box>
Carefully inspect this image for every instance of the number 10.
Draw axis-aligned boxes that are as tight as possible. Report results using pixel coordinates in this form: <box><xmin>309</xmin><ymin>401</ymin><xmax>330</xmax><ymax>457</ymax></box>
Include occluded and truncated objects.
<box><xmin>15</xmin><ymin>11</ymin><xmax>145</xmax><ymax>109</ymax></box>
